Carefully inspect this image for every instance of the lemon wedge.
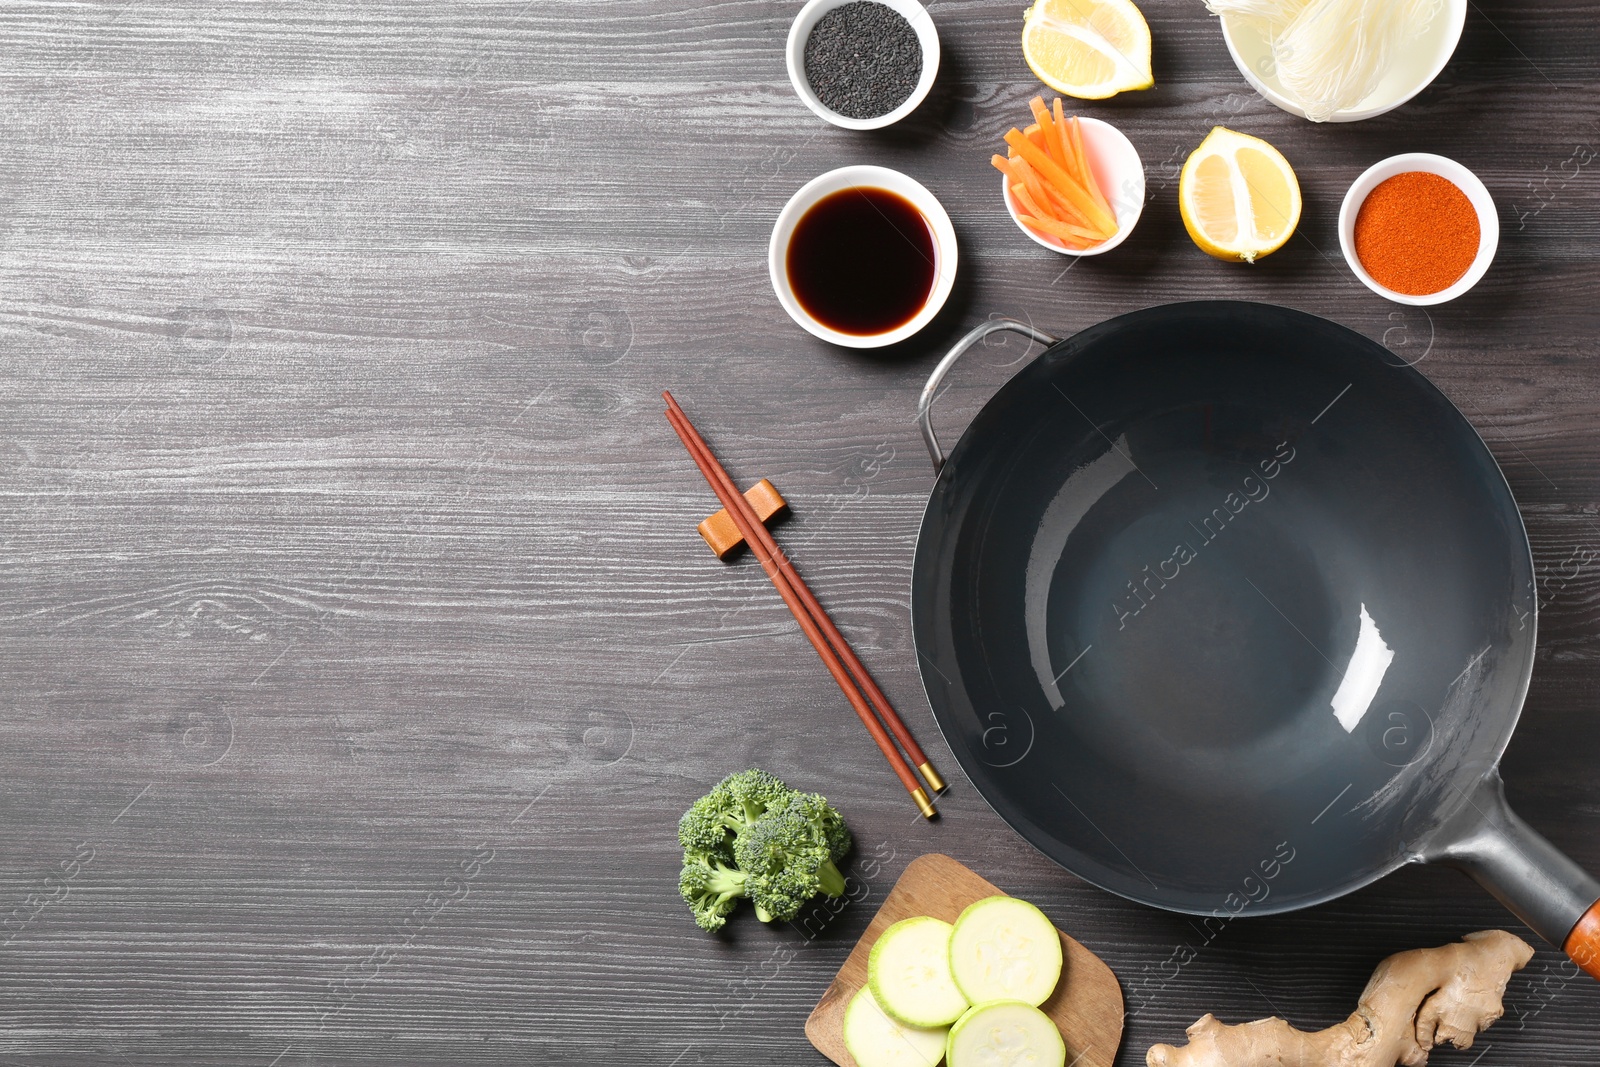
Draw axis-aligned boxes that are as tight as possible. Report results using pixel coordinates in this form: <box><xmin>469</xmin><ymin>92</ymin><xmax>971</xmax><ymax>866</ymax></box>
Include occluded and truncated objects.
<box><xmin>1022</xmin><ymin>0</ymin><xmax>1153</xmax><ymax>100</ymax></box>
<box><xmin>1179</xmin><ymin>126</ymin><xmax>1302</xmax><ymax>263</ymax></box>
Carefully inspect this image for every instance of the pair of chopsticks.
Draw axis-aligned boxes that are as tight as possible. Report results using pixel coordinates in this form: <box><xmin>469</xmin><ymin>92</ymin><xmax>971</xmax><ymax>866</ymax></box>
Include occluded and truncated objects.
<box><xmin>663</xmin><ymin>391</ymin><xmax>946</xmax><ymax>819</ymax></box>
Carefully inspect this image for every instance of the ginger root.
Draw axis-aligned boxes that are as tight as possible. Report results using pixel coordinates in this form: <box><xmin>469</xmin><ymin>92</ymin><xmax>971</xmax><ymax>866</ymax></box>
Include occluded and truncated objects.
<box><xmin>1147</xmin><ymin>930</ymin><xmax>1534</xmax><ymax>1067</ymax></box>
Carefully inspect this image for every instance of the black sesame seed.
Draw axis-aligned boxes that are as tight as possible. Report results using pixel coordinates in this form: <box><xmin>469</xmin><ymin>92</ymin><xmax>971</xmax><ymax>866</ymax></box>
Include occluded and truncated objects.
<box><xmin>803</xmin><ymin>1</ymin><xmax>924</xmax><ymax>120</ymax></box>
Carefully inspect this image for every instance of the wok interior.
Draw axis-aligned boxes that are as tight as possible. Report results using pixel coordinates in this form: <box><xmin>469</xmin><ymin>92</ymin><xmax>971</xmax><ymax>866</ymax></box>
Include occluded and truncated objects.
<box><xmin>914</xmin><ymin>304</ymin><xmax>1535</xmax><ymax>913</ymax></box>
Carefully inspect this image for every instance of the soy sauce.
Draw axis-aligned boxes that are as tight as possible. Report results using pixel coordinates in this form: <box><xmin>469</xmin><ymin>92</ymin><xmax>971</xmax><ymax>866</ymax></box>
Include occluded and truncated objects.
<box><xmin>787</xmin><ymin>186</ymin><xmax>936</xmax><ymax>336</ymax></box>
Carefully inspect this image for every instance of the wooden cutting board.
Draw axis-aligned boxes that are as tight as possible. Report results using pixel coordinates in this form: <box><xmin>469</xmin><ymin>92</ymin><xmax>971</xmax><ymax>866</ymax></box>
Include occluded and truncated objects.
<box><xmin>805</xmin><ymin>853</ymin><xmax>1124</xmax><ymax>1067</ymax></box>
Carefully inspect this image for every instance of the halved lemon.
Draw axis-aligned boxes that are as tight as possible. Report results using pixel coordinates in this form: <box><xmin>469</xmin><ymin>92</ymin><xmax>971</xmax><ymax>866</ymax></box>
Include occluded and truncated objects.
<box><xmin>1022</xmin><ymin>0</ymin><xmax>1153</xmax><ymax>100</ymax></box>
<box><xmin>1179</xmin><ymin>126</ymin><xmax>1302</xmax><ymax>263</ymax></box>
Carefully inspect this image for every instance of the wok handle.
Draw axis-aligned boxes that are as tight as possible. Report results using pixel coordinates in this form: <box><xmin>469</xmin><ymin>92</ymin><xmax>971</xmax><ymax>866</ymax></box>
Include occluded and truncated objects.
<box><xmin>1425</xmin><ymin>770</ymin><xmax>1600</xmax><ymax>973</ymax></box>
<box><xmin>1565</xmin><ymin>903</ymin><xmax>1600</xmax><ymax>979</ymax></box>
<box><xmin>918</xmin><ymin>318</ymin><xmax>1058</xmax><ymax>474</ymax></box>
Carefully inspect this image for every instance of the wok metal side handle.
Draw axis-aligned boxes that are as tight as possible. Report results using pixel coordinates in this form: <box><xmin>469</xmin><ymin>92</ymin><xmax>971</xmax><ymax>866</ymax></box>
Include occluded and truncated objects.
<box><xmin>1423</xmin><ymin>770</ymin><xmax>1600</xmax><ymax>969</ymax></box>
<box><xmin>918</xmin><ymin>318</ymin><xmax>1059</xmax><ymax>475</ymax></box>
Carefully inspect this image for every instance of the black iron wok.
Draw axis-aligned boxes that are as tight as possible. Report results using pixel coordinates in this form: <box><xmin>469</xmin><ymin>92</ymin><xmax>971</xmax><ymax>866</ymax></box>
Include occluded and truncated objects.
<box><xmin>911</xmin><ymin>301</ymin><xmax>1600</xmax><ymax>973</ymax></box>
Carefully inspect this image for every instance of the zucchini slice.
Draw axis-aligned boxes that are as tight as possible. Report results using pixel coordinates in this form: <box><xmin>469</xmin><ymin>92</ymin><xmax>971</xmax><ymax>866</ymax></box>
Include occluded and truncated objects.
<box><xmin>867</xmin><ymin>916</ymin><xmax>970</xmax><ymax>1028</ymax></box>
<box><xmin>946</xmin><ymin>1001</ymin><xmax>1065</xmax><ymax>1067</ymax></box>
<box><xmin>948</xmin><ymin>895</ymin><xmax>1063</xmax><ymax>1007</ymax></box>
<box><xmin>842</xmin><ymin>986</ymin><xmax>947</xmax><ymax>1067</ymax></box>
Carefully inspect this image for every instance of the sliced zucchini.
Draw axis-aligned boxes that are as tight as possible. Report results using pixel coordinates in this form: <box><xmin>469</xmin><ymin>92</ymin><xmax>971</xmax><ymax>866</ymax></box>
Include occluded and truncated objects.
<box><xmin>842</xmin><ymin>987</ymin><xmax>947</xmax><ymax>1067</ymax></box>
<box><xmin>949</xmin><ymin>895</ymin><xmax>1063</xmax><ymax>1007</ymax></box>
<box><xmin>867</xmin><ymin>916</ymin><xmax>970</xmax><ymax>1028</ymax></box>
<box><xmin>946</xmin><ymin>1001</ymin><xmax>1065</xmax><ymax>1067</ymax></box>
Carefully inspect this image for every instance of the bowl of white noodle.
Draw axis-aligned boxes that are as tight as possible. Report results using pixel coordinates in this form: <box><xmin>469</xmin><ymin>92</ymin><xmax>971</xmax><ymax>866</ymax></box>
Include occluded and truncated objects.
<box><xmin>1211</xmin><ymin>0</ymin><xmax>1466</xmax><ymax>123</ymax></box>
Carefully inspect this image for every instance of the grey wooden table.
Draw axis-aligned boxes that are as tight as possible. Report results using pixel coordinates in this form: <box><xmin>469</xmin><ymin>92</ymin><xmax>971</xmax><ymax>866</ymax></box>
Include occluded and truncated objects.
<box><xmin>2</xmin><ymin>0</ymin><xmax>1599</xmax><ymax>1063</ymax></box>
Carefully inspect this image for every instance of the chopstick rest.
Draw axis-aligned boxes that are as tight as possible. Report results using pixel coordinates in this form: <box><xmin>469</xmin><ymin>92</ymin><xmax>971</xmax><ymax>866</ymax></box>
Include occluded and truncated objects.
<box><xmin>698</xmin><ymin>478</ymin><xmax>789</xmax><ymax>559</ymax></box>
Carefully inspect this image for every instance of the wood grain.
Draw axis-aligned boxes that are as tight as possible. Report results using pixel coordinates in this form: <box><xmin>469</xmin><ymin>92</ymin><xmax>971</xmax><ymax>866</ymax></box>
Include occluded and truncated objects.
<box><xmin>0</xmin><ymin>0</ymin><xmax>1598</xmax><ymax>1064</ymax></box>
<box><xmin>806</xmin><ymin>853</ymin><xmax>1124</xmax><ymax>1067</ymax></box>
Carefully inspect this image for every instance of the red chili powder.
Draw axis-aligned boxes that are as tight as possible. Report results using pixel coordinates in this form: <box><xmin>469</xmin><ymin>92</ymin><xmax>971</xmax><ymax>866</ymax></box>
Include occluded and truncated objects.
<box><xmin>1353</xmin><ymin>171</ymin><xmax>1480</xmax><ymax>296</ymax></box>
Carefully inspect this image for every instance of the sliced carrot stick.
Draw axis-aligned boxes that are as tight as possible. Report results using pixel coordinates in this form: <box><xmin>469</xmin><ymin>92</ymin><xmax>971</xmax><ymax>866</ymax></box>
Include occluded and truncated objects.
<box><xmin>1020</xmin><ymin>212</ymin><xmax>1096</xmax><ymax>247</ymax></box>
<box><xmin>1010</xmin><ymin>181</ymin><xmax>1052</xmax><ymax>223</ymax></box>
<box><xmin>1004</xmin><ymin>129</ymin><xmax>1116</xmax><ymax>235</ymax></box>
<box><xmin>1011</xmin><ymin>156</ymin><xmax>1100</xmax><ymax>242</ymax></box>
<box><xmin>1070</xmin><ymin>116</ymin><xmax>1114</xmax><ymax>221</ymax></box>
<box><xmin>1011</xmin><ymin>127</ymin><xmax>1100</xmax><ymax>231</ymax></box>
<box><xmin>1029</xmin><ymin>97</ymin><xmax>1067</xmax><ymax>170</ymax></box>
<box><xmin>1029</xmin><ymin>95</ymin><xmax>1052</xmax><ymax>130</ymax></box>
<box><xmin>1065</xmin><ymin>115</ymin><xmax>1086</xmax><ymax>177</ymax></box>
<box><xmin>1043</xmin><ymin>208</ymin><xmax>1102</xmax><ymax>241</ymax></box>
<box><xmin>1013</xmin><ymin>159</ymin><xmax>1066</xmax><ymax>226</ymax></box>
<box><xmin>1028</xmin><ymin>191</ymin><xmax>1102</xmax><ymax>240</ymax></box>
<box><xmin>1002</xmin><ymin>155</ymin><xmax>1088</xmax><ymax>237</ymax></box>
<box><xmin>1011</xmin><ymin>156</ymin><xmax>1093</xmax><ymax>229</ymax></box>
<box><xmin>1018</xmin><ymin>214</ymin><xmax>1094</xmax><ymax>249</ymax></box>
<box><xmin>1036</xmin><ymin>178</ymin><xmax>1098</xmax><ymax>233</ymax></box>
<box><xmin>1051</xmin><ymin>98</ymin><xmax>1077</xmax><ymax>182</ymax></box>
<box><xmin>1004</xmin><ymin>139</ymin><xmax>1107</xmax><ymax>238</ymax></box>
<box><xmin>1012</xmin><ymin>156</ymin><xmax>1087</xmax><ymax>228</ymax></box>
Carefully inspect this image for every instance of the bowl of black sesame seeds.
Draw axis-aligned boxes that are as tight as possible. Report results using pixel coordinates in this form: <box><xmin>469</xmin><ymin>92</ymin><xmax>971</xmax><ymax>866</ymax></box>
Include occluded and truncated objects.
<box><xmin>786</xmin><ymin>0</ymin><xmax>939</xmax><ymax>130</ymax></box>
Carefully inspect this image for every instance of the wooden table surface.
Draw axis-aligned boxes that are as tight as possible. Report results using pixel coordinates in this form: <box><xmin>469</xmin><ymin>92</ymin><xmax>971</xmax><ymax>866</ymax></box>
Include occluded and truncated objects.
<box><xmin>2</xmin><ymin>0</ymin><xmax>1598</xmax><ymax>1063</ymax></box>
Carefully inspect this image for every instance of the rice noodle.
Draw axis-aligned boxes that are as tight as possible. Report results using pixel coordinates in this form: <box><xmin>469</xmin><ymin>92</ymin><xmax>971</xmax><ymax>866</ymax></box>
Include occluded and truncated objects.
<box><xmin>1204</xmin><ymin>0</ymin><xmax>1442</xmax><ymax>122</ymax></box>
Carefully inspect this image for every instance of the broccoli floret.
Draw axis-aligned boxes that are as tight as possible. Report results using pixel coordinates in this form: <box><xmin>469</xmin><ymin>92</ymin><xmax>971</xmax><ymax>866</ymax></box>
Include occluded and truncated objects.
<box><xmin>718</xmin><ymin>768</ymin><xmax>792</xmax><ymax>832</ymax></box>
<box><xmin>677</xmin><ymin>769</ymin><xmax>852</xmax><ymax>932</ymax></box>
<box><xmin>679</xmin><ymin>850</ymin><xmax>749</xmax><ymax>933</ymax></box>
<box><xmin>733</xmin><ymin>791</ymin><xmax>851</xmax><ymax>923</ymax></box>
<box><xmin>676</xmin><ymin>768</ymin><xmax>791</xmax><ymax>856</ymax></box>
<box><xmin>795</xmin><ymin>790</ymin><xmax>854</xmax><ymax>863</ymax></box>
<box><xmin>678</xmin><ymin>797</ymin><xmax>736</xmax><ymax>858</ymax></box>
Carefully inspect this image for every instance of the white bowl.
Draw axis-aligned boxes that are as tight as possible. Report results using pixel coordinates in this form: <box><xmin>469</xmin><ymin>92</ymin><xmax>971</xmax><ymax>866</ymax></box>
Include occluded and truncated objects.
<box><xmin>1337</xmin><ymin>153</ymin><xmax>1498</xmax><ymax>306</ymax></box>
<box><xmin>769</xmin><ymin>165</ymin><xmax>957</xmax><ymax>348</ymax></box>
<box><xmin>1000</xmin><ymin>117</ymin><xmax>1144</xmax><ymax>257</ymax></box>
<box><xmin>1219</xmin><ymin>0</ymin><xmax>1465</xmax><ymax>122</ymax></box>
<box><xmin>785</xmin><ymin>0</ymin><xmax>940</xmax><ymax>130</ymax></box>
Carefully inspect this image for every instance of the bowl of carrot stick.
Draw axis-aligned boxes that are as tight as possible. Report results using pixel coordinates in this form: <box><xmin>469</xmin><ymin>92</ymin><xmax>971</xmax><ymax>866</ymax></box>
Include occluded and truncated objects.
<box><xmin>993</xmin><ymin>99</ymin><xmax>1144</xmax><ymax>256</ymax></box>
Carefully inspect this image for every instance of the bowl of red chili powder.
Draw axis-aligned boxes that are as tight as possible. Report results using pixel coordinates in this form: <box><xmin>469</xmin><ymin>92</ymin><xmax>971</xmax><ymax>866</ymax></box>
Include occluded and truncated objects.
<box><xmin>1339</xmin><ymin>153</ymin><xmax>1498</xmax><ymax>306</ymax></box>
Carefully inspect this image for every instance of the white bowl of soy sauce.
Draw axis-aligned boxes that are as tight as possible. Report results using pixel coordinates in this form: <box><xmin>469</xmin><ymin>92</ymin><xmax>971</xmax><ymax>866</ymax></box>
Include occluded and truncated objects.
<box><xmin>786</xmin><ymin>0</ymin><xmax>939</xmax><ymax>130</ymax></box>
<box><xmin>769</xmin><ymin>165</ymin><xmax>957</xmax><ymax>348</ymax></box>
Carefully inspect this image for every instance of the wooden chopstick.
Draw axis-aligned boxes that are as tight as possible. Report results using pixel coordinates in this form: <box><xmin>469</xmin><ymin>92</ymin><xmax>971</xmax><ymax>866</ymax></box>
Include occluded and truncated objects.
<box><xmin>664</xmin><ymin>400</ymin><xmax>937</xmax><ymax>819</ymax></box>
<box><xmin>663</xmin><ymin>392</ymin><xmax>946</xmax><ymax>798</ymax></box>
